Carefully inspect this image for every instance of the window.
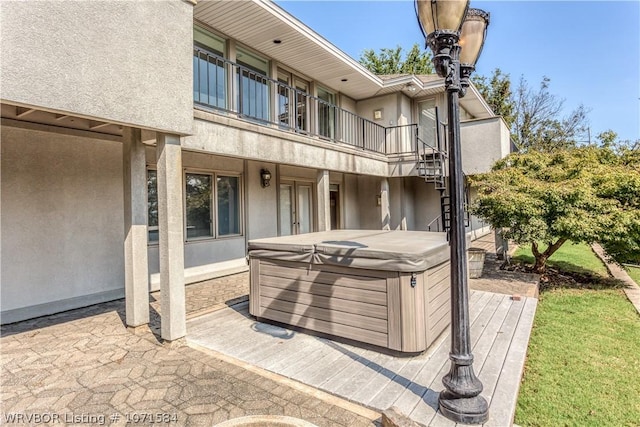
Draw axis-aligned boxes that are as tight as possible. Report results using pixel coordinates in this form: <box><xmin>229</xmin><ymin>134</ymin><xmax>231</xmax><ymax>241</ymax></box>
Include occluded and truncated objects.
<box><xmin>317</xmin><ymin>87</ymin><xmax>336</xmax><ymax>139</ymax></box>
<box><xmin>237</xmin><ymin>48</ymin><xmax>269</xmax><ymax>121</ymax></box>
<box><xmin>146</xmin><ymin>170</ymin><xmax>242</xmax><ymax>243</ymax></box>
<box><xmin>217</xmin><ymin>176</ymin><xmax>240</xmax><ymax>236</ymax></box>
<box><xmin>147</xmin><ymin>170</ymin><xmax>158</xmax><ymax>242</ymax></box>
<box><xmin>185</xmin><ymin>173</ymin><xmax>213</xmax><ymax>239</ymax></box>
<box><xmin>277</xmin><ymin>72</ymin><xmax>290</xmax><ymax>127</ymax></box>
<box><xmin>194</xmin><ymin>26</ymin><xmax>226</xmax><ymax>109</ymax></box>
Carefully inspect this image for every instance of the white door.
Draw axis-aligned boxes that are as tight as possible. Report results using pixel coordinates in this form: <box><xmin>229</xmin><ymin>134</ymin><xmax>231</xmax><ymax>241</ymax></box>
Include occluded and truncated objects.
<box><xmin>279</xmin><ymin>181</ymin><xmax>314</xmax><ymax>236</ymax></box>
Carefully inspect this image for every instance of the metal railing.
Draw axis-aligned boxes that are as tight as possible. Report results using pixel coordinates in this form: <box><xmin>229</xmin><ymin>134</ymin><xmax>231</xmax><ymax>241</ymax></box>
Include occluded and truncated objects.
<box><xmin>193</xmin><ymin>47</ymin><xmax>390</xmax><ymax>154</ymax></box>
<box><xmin>386</xmin><ymin>124</ymin><xmax>418</xmax><ymax>155</ymax></box>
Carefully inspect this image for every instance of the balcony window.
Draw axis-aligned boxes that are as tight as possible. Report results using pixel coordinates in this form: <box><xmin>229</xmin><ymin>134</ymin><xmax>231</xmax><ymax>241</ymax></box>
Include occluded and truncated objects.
<box><xmin>237</xmin><ymin>48</ymin><xmax>269</xmax><ymax>122</ymax></box>
<box><xmin>317</xmin><ymin>87</ymin><xmax>336</xmax><ymax>139</ymax></box>
<box><xmin>194</xmin><ymin>27</ymin><xmax>226</xmax><ymax>109</ymax></box>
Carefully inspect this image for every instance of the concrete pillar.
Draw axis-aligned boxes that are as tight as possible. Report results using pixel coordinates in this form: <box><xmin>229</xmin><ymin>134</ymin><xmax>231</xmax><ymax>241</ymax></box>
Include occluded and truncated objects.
<box><xmin>316</xmin><ymin>170</ymin><xmax>331</xmax><ymax>231</ymax></box>
<box><xmin>381</xmin><ymin>178</ymin><xmax>391</xmax><ymax>230</ymax></box>
<box><xmin>123</xmin><ymin>128</ymin><xmax>150</xmax><ymax>327</ymax></box>
<box><xmin>156</xmin><ymin>133</ymin><xmax>186</xmax><ymax>341</ymax></box>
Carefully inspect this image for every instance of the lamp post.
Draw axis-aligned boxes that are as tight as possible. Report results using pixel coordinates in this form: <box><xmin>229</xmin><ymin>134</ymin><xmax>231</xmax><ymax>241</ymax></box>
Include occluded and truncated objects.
<box><xmin>416</xmin><ymin>1</ymin><xmax>490</xmax><ymax>424</ymax></box>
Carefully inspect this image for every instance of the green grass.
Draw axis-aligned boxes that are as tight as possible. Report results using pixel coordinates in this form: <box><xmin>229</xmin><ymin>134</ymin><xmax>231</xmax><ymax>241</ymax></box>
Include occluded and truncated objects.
<box><xmin>513</xmin><ymin>241</ymin><xmax>609</xmax><ymax>277</ymax></box>
<box><xmin>514</xmin><ymin>242</ymin><xmax>640</xmax><ymax>426</ymax></box>
<box><xmin>626</xmin><ymin>265</ymin><xmax>640</xmax><ymax>286</ymax></box>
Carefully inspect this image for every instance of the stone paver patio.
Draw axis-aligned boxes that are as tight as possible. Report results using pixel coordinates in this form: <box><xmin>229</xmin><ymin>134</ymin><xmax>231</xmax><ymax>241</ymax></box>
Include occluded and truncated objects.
<box><xmin>1</xmin><ymin>299</ymin><xmax>378</xmax><ymax>426</ymax></box>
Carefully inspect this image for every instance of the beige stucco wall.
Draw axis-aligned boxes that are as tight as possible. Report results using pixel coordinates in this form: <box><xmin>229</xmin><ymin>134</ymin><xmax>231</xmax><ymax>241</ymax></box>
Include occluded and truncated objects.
<box><xmin>461</xmin><ymin>117</ymin><xmax>511</xmax><ymax>175</ymax></box>
<box><xmin>185</xmin><ymin>113</ymin><xmax>389</xmax><ymax>176</ymax></box>
<box><xmin>0</xmin><ymin>0</ymin><xmax>193</xmax><ymax>135</ymax></box>
<box><xmin>357</xmin><ymin>176</ymin><xmax>382</xmax><ymax>229</ymax></box>
<box><xmin>412</xmin><ymin>178</ymin><xmax>442</xmax><ymax>231</ymax></box>
<box><xmin>247</xmin><ymin>161</ymin><xmax>278</xmax><ymax>240</ymax></box>
<box><xmin>343</xmin><ymin>174</ymin><xmax>360</xmax><ymax>229</ymax></box>
<box><xmin>340</xmin><ymin>94</ymin><xmax>357</xmax><ymax>115</ymax></box>
<box><xmin>1</xmin><ymin>124</ymin><xmax>124</xmax><ymax>321</ymax></box>
<box><xmin>356</xmin><ymin>93</ymin><xmax>398</xmax><ymax>126</ymax></box>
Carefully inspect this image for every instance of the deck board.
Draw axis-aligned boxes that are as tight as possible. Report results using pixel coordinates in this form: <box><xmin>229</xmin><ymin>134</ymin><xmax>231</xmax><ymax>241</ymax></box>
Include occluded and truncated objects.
<box><xmin>187</xmin><ymin>289</ymin><xmax>537</xmax><ymax>427</ymax></box>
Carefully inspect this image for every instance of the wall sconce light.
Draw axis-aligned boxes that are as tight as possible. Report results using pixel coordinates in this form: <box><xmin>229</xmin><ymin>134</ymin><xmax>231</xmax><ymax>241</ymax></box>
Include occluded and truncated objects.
<box><xmin>373</xmin><ymin>109</ymin><xmax>383</xmax><ymax>120</ymax></box>
<box><xmin>376</xmin><ymin>194</ymin><xmax>382</xmax><ymax>206</ymax></box>
<box><xmin>260</xmin><ymin>169</ymin><xmax>272</xmax><ymax>188</ymax></box>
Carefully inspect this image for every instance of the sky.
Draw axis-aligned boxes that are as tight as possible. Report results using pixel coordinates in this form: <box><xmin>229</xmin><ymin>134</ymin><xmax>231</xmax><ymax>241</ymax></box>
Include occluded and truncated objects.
<box><xmin>275</xmin><ymin>0</ymin><xmax>640</xmax><ymax>143</ymax></box>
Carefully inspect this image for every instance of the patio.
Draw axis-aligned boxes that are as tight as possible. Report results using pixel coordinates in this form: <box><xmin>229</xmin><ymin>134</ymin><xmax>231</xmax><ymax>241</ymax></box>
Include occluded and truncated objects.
<box><xmin>187</xmin><ymin>286</ymin><xmax>537</xmax><ymax>427</ymax></box>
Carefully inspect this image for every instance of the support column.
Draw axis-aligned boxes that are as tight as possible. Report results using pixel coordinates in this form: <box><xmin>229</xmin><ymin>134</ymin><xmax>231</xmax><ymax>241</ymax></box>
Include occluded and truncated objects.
<box><xmin>316</xmin><ymin>170</ymin><xmax>331</xmax><ymax>231</ymax></box>
<box><xmin>123</xmin><ymin>127</ymin><xmax>150</xmax><ymax>327</ymax></box>
<box><xmin>381</xmin><ymin>178</ymin><xmax>391</xmax><ymax>230</ymax></box>
<box><xmin>156</xmin><ymin>133</ymin><xmax>186</xmax><ymax>341</ymax></box>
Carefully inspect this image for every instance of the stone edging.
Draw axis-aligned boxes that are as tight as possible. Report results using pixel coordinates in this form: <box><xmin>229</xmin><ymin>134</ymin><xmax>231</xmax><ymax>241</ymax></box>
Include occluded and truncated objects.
<box><xmin>591</xmin><ymin>244</ymin><xmax>640</xmax><ymax>316</ymax></box>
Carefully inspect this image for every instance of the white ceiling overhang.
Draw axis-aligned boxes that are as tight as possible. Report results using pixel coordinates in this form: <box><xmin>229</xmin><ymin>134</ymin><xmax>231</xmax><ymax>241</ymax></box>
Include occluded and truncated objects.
<box><xmin>194</xmin><ymin>0</ymin><xmax>385</xmax><ymax>99</ymax></box>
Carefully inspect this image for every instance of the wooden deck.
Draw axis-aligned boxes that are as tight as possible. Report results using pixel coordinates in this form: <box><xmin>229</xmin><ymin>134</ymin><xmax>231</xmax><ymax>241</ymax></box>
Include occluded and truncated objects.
<box><xmin>187</xmin><ymin>290</ymin><xmax>537</xmax><ymax>426</ymax></box>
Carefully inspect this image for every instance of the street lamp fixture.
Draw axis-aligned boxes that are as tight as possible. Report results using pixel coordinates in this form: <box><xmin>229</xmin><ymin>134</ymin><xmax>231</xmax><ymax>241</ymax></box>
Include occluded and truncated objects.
<box><xmin>416</xmin><ymin>0</ymin><xmax>490</xmax><ymax>424</ymax></box>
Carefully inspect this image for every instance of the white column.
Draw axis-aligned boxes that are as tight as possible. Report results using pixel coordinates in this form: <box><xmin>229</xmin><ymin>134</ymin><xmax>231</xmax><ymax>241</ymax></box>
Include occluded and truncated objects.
<box><xmin>156</xmin><ymin>133</ymin><xmax>186</xmax><ymax>341</ymax></box>
<box><xmin>316</xmin><ymin>169</ymin><xmax>331</xmax><ymax>231</ymax></box>
<box><xmin>381</xmin><ymin>178</ymin><xmax>391</xmax><ymax>230</ymax></box>
<box><xmin>123</xmin><ymin>127</ymin><xmax>149</xmax><ymax>327</ymax></box>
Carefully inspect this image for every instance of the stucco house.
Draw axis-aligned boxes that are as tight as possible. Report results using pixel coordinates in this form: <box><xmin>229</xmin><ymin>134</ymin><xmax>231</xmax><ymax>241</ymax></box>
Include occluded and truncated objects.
<box><xmin>0</xmin><ymin>0</ymin><xmax>511</xmax><ymax>340</ymax></box>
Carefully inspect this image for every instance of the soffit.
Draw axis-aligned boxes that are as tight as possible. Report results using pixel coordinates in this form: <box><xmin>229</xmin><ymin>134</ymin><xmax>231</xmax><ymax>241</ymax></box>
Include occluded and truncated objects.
<box><xmin>194</xmin><ymin>0</ymin><xmax>385</xmax><ymax>99</ymax></box>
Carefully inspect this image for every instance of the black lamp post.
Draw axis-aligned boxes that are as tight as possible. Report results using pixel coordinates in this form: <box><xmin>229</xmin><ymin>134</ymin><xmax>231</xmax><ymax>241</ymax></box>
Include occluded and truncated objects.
<box><xmin>416</xmin><ymin>0</ymin><xmax>490</xmax><ymax>424</ymax></box>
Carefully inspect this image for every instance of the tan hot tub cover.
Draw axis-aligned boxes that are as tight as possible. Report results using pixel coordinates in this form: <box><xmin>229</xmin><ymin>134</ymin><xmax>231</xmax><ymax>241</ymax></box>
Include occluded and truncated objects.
<box><xmin>248</xmin><ymin>230</ymin><xmax>450</xmax><ymax>272</ymax></box>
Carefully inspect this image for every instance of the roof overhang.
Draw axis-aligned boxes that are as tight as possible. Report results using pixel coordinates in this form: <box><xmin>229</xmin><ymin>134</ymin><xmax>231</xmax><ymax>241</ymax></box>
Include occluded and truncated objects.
<box><xmin>194</xmin><ymin>0</ymin><xmax>385</xmax><ymax>99</ymax></box>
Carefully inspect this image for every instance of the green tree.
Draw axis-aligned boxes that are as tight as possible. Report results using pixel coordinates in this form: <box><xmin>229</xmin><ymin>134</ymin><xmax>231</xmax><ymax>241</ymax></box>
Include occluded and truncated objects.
<box><xmin>359</xmin><ymin>43</ymin><xmax>433</xmax><ymax>75</ymax></box>
<box><xmin>472</xmin><ymin>68</ymin><xmax>515</xmax><ymax>128</ymax></box>
<box><xmin>470</xmin><ymin>146</ymin><xmax>640</xmax><ymax>272</ymax></box>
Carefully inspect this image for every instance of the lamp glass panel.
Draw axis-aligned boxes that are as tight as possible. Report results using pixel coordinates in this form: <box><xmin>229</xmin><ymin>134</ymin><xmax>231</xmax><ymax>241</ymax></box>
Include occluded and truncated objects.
<box><xmin>435</xmin><ymin>0</ymin><xmax>469</xmax><ymax>32</ymax></box>
<box><xmin>416</xmin><ymin>0</ymin><xmax>437</xmax><ymax>35</ymax></box>
<box><xmin>418</xmin><ymin>0</ymin><xmax>469</xmax><ymax>33</ymax></box>
<box><xmin>460</xmin><ymin>17</ymin><xmax>486</xmax><ymax>65</ymax></box>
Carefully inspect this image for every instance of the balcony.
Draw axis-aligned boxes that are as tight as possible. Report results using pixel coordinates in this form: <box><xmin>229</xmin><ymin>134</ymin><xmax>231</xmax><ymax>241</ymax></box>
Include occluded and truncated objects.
<box><xmin>194</xmin><ymin>47</ymin><xmax>394</xmax><ymax>155</ymax></box>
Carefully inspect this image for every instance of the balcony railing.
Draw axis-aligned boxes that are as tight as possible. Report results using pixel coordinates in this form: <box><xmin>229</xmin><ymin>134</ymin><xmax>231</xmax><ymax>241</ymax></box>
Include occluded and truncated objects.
<box><xmin>194</xmin><ymin>47</ymin><xmax>394</xmax><ymax>154</ymax></box>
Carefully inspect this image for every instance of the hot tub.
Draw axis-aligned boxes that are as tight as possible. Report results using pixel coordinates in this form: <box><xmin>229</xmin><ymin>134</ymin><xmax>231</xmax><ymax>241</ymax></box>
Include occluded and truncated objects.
<box><xmin>248</xmin><ymin>230</ymin><xmax>451</xmax><ymax>353</ymax></box>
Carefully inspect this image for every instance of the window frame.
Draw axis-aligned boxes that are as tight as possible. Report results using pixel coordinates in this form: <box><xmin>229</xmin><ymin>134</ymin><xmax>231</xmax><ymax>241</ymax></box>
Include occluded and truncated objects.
<box><xmin>146</xmin><ymin>167</ymin><xmax>244</xmax><ymax>245</ymax></box>
<box><xmin>183</xmin><ymin>168</ymin><xmax>244</xmax><ymax>243</ymax></box>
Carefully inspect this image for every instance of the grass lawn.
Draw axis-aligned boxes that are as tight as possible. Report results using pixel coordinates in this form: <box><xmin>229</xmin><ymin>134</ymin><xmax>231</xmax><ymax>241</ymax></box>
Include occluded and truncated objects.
<box><xmin>513</xmin><ymin>242</ymin><xmax>640</xmax><ymax>426</ymax></box>
<box><xmin>626</xmin><ymin>265</ymin><xmax>640</xmax><ymax>286</ymax></box>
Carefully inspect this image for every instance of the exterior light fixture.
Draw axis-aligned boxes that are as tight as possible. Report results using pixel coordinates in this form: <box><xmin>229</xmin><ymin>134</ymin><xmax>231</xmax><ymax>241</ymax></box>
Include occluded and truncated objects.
<box><xmin>260</xmin><ymin>169</ymin><xmax>272</xmax><ymax>188</ymax></box>
<box><xmin>405</xmin><ymin>82</ymin><xmax>417</xmax><ymax>92</ymax></box>
<box><xmin>273</xmin><ymin>39</ymin><xmax>282</xmax><ymax>44</ymax></box>
<box><xmin>416</xmin><ymin>0</ymin><xmax>490</xmax><ymax>424</ymax></box>
<box><xmin>459</xmin><ymin>8</ymin><xmax>489</xmax><ymax>91</ymax></box>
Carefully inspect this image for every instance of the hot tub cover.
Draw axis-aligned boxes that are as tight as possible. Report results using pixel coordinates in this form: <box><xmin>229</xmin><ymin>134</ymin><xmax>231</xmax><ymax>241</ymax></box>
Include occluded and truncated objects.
<box><xmin>248</xmin><ymin>230</ymin><xmax>450</xmax><ymax>272</ymax></box>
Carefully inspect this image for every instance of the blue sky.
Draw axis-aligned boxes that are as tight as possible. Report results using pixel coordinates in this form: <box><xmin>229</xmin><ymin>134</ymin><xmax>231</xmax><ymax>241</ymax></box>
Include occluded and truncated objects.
<box><xmin>276</xmin><ymin>1</ymin><xmax>640</xmax><ymax>143</ymax></box>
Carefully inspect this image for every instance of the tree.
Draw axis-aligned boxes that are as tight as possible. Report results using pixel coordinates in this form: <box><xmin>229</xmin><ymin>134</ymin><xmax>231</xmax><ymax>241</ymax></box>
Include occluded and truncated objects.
<box><xmin>359</xmin><ymin>43</ymin><xmax>433</xmax><ymax>75</ymax></box>
<box><xmin>472</xmin><ymin>68</ymin><xmax>515</xmax><ymax>128</ymax></box>
<box><xmin>512</xmin><ymin>76</ymin><xmax>589</xmax><ymax>152</ymax></box>
<box><xmin>470</xmin><ymin>146</ymin><xmax>640</xmax><ymax>272</ymax></box>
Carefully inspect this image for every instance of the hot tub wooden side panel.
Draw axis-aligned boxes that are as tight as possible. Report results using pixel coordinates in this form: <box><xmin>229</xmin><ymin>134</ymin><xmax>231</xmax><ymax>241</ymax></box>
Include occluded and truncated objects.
<box><xmin>250</xmin><ymin>258</ymin><xmax>391</xmax><ymax>349</ymax></box>
<box><xmin>425</xmin><ymin>261</ymin><xmax>452</xmax><ymax>345</ymax></box>
<box><xmin>249</xmin><ymin>257</ymin><xmax>451</xmax><ymax>353</ymax></box>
